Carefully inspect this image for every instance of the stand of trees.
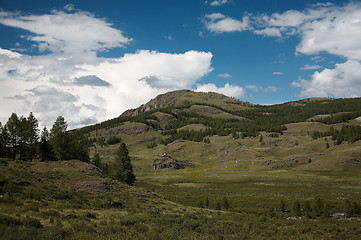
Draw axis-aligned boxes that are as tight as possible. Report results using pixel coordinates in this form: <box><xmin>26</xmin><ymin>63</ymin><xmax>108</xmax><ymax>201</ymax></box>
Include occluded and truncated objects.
<box><xmin>91</xmin><ymin>143</ymin><xmax>136</xmax><ymax>185</ymax></box>
<box><xmin>0</xmin><ymin>113</ymin><xmax>89</xmax><ymax>162</ymax></box>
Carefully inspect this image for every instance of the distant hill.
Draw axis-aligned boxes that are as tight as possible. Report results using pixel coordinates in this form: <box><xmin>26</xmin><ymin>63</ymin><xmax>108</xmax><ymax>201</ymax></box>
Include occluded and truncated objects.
<box><xmin>75</xmin><ymin>90</ymin><xmax>361</xmax><ymax>172</ymax></box>
<box><xmin>121</xmin><ymin>89</ymin><xmax>252</xmax><ymax>116</ymax></box>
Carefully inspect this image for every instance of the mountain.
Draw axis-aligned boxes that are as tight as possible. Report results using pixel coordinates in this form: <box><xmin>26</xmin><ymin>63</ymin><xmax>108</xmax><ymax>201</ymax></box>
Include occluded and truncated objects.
<box><xmin>121</xmin><ymin>89</ymin><xmax>252</xmax><ymax>116</ymax></box>
<box><xmin>80</xmin><ymin>90</ymin><xmax>361</xmax><ymax>172</ymax></box>
<box><xmin>2</xmin><ymin>90</ymin><xmax>361</xmax><ymax>239</ymax></box>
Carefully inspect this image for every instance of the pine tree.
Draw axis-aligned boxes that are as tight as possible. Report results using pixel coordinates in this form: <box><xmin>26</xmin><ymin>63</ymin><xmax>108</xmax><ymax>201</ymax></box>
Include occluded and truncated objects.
<box><xmin>27</xmin><ymin>112</ymin><xmax>39</xmax><ymax>161</ymax></box>
<box><xmin>50</xmin><ymin>116</ymin><xmax>70</xmax><ymax>160</ymax></box>
<box><xmin>18</xmin><ymin>116</ymin><xmax>28</xmax><ymax>160</ymax></box>
<box><xmin>6</xmin><ymin>113</ymin><xmax>20</xmax><ymax>160</ymax></box>
<box><xmin>40</xmin><ymin>126</ymin><xmax>53</xmax><ymax>161</ymax></box>
<box><xmin>92</xmin><ymin>152</ymin><xmax>101</xmax><ymax>168</ymax></box>
<box><xmin>0</xmin><ymin>125</ymin><xmax>10</xmax><ymax>158</ymax></box>
<box><xmin>113</xmin><ymin>143</ymin><xmax>136</xmax><ymax>185</ymax></box>
<box><xmin>0</xmin><ymin>123</ymin><xmax>5</xmax><ymax>158</ymax></box>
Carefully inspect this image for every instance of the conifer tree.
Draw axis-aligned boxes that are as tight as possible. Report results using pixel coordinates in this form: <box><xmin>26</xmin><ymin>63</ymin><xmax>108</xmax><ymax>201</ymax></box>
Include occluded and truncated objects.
<box><xmin>40</xmin><ymin>127</ymin><xmax>53</xmax><ymax>161</ymax></box>
<box><xmin>0</xmin><ymin>123</ymin><xmax>6</xmax><ymax>158</ymax></box>
<box><xmin>113</xmin><ymin>143</ymin><xmax>136</xmax><ymax>185</ymax></box>
<box><xmin>27</xmin><ymin>112</ymin><xmax>39</xmax><ymax>161</ymax></box>
<box><xmin>6</xmin><ymin>113</ymin><xmax>19</xmax><ymax>160</ymax></box>
<box><xmin>50</xmin><ymin>116</ymin><xmax>70</xmax><ymax>160</ymax></box>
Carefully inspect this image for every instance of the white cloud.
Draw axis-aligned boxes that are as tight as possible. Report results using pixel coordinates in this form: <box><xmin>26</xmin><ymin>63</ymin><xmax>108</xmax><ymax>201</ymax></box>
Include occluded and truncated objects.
<box><xmin>293</xmin><ymin>60</ymin><xmax>361</xmax><ymax>98</ymax></box>
<box><xmin>300</xmin><ymin>64</ymin><xmax>322</xmax><ymax>70</ymax></box>
<box><xmin>0</xmin><ymin>8</ymin><xmax>214</xmax><ymax>128</ymax></box>
<box><xmin>202</xmin><ymin>3</ymin><xmax>361</xmax><ymax>98</ymax></box>
<box><xmin>0</xmin><ymin>9</ymin><xmax>132</xmax><ymax>63</ymax></box>
<box><xmin>195</xmin><ymin>83</ymin><xmax>245</xmax><ymax>98</ymax></box>
<box><xmin>218</xmin><ymin>73</ymin><xmax>231</xmax><ymax>78</ymax></box>
<box><xmin>203</xmin><ymin>13</ymin><xmax>252</xmax><ymax>33</ymax></box>
<box><xmin>253</xmin><ymin>27</ymin><xmax>282</xmax><ymax>37</ymax></box>
<box><xmin>209</xmin><ymin>0</ymin><xmax>229</xmax><ymax>6</ymax></box>
<box><xmin>273</xmin><ymin>72</ymin><xmax>283</xmax><ymax>75</ymax></box>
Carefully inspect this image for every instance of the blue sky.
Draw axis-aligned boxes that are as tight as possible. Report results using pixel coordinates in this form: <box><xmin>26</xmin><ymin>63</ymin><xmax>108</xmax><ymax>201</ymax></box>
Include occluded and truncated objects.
<box><xmin>0</xmin><ymin>0</ymin><xmax>360</xmax><ymax>128</ymax></box>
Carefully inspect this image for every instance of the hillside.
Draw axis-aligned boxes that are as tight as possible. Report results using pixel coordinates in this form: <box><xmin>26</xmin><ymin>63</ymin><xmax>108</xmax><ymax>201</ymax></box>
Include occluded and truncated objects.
<box><xmin>2</xmin><ymin>90</ymin><xmax>361</xmax><ymax>239</ymax></box>
<box><xmin>121</xmin><ymin>89</ymin><xmax>252</xmax><ymax>116</ymax></box>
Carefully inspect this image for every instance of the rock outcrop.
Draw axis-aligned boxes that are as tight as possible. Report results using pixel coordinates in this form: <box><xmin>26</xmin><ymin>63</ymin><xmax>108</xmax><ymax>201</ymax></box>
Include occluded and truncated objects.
<box><xmin>152</xmin><ymin>153</ymin><xmax>194</xmax><ymax>170</ymax></box>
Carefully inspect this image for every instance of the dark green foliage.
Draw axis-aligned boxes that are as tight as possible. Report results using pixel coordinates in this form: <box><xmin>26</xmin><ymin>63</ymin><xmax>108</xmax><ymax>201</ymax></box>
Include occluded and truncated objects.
<box><xmin>106</xmin><ymin>136</ymin><xmax>121</xmax><ymax>145</ymax></box>
<box><xmin>304</xmin><ymin>200</ymin><xmax>312</xmax><ymax>218</ymax></box>
<box><xmin>292</xmin><ymin>200</ymin><xmax>301</xmax><ymax>217</ymax></box>
<box><xmin>6</xmin><ymin>113</ymin><xmax>20</xmax><ymax>160</ymax></box>
<box><xmin>312</xmin><ymin>125</ymin><xmax>361</xmax><ymax>144</ymax></box>
<box><xmin>39</xmin><ymin>127</ymin><xmax>53</xmax><ymax>161</ymax></box>
<box><xmin>50</xmin><ymin>116</ymin><xmax>71</xmax><ymax>160</ymax></box>
<box><xmin>147</xmin><ymin>142</ymin><xmax>157</xmax><ymax>149</ymax></box>
<box><xmin>325</xmin><ymin>142</ymin><xmax>330</xmax><ymax>149</ymax></box>
<box><xmin>279</xmin><ymin>200</ymin><xmax>286</xmax><ymax>213</ymax></box>
<box><xmin>92</xmin><ymin>152</ymin><xmax>101</xmax><ymax>168</ymax></box>
<box><xmin>268</xmin><ymin>207</ymin><xmax>276</xmax><ymax>218</ymax></box>
<box><xmin>222</xmin><ymin>197</ymin><xmax>230</xmax><ymax>210</ymax></box>
<box><xmin>312</xmin><ymin>197</ymin><xmax>324</xmax><ymax>218</ymax></box>
<box><xmin>112</xmin><ymin>143</ymin><xmax>136</xmax><ymax>185</ymax></box>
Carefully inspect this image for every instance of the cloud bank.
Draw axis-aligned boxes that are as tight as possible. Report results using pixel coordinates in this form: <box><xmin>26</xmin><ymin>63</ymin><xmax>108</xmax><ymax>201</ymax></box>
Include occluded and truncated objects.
<box><xmin>203</xmin><ymin>2</ymin><xmax>361</xmax><ymax>98</ymax></box>
<box><xmin>0</xmin><ymin>8</ymin><xmax>218</xmax><ymax>128</ymax></box>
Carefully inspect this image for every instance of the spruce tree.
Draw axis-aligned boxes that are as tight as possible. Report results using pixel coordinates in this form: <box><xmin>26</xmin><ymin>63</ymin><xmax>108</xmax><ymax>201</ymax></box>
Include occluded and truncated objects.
<box><xmin>27</xmin><ymin>112</ymin><xmax>39</xmax><ymax>161</ymax></box>
<box><xmin>39</xmin><ymin>127</ymin><xmax>53</xmax><ymax>161</ymax></box>
<box><xmin>0</xmin><ymin>123</ymin><xmax>6</xmax><ymax>158</ymax></box>
<box><xmin>113</xmin><ymin>143</ymin><xmax>136</xmax><ymax>185</ymax></box>
<box><xmin>50</xmin><ymin>116</ymin><xmax>70</xmax><ymax>160</ymax></box>
<box><xmin>6</xmin><ymin>113</ymin><xmax>20</xmax><ymax>160</ymax></box>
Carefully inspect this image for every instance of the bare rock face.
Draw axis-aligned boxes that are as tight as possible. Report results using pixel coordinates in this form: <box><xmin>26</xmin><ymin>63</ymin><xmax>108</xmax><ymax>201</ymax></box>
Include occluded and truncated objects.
<box><xmin>152</xmin><ymin>153</ymin><xmax>194</xmax><ymax>170</ymax></box>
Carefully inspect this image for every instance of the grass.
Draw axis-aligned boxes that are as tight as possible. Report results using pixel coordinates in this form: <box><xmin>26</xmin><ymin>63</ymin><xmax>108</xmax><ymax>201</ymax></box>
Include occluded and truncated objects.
<box><xmin>3</xmin><ymin>115</ymin><xmax>361</xmax><ymax>238</ymax></box>
<box><xmin>2</xmin><ymin>158</ymin><xmax>361</xmax><ymax>239</ymax></box>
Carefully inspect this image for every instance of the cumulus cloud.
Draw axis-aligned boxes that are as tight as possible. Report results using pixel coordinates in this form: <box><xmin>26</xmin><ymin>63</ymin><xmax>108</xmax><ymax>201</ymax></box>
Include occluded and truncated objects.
<box><xmin>203</xmin><ymin>13</ymin><xmax>252</xmax><ymax>33</ymax></box>
<box><xmin>293</xmin><ymin>60</ymin><xmax>361</xmax><ymax>98</ymax></box>
<box><xmin>272</xmin><ymin>72</ymin><xmax>283</xmax><ymax>75</ymax></box>
<box><xmin>0</xmin><ymin>8</ymin><xmax>214</xmax><ymax>128</ymax></box>
<box><xmin>195</xmin><ymin>83</ymin><xmax>245</xmax><ymax>98</ymax></box>
<box><xmin>0</xmin><ymin>8</ymin><xmax>132</xmax><ymax>63</ymax></box>
<box><xmin>203</xmin><ymin>2</ymin><xmax>361</xmax><ymax>98</ymax></box>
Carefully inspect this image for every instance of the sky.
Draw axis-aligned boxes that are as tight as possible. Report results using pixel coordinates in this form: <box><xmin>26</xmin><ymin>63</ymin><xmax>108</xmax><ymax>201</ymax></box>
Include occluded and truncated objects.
<box><xmin>1</xmin><ymin>0</ymin><xmax>361</xmax><ymax>129</ymax></box>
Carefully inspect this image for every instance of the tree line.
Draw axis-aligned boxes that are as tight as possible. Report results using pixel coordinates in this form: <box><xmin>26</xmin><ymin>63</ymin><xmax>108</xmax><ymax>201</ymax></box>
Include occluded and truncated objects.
<box><xmin>0</xmin><ymin>113</ymin><xmax>89</xmax><ymax>162</ymax></box>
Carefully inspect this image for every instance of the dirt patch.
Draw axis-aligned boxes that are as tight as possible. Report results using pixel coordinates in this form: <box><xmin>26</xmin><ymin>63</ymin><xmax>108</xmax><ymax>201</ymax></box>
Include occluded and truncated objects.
<box><xmin>105</xmin><ymin>123</ymin><xmax>150</xmax><ymax>136</ymax></box>
<box><xmin>74</xmin><ymin>179</ymin><xmax>124</xmax><ymax>193</ymax></box>
<box><xmin>30</xmin><ymin>160</ymin><xmax>101</xmax><ymax>175</ymax></box>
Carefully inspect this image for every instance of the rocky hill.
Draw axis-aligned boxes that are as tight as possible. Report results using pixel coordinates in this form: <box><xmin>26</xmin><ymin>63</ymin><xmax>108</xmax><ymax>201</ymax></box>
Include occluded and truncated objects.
<box><xmin>121</xmin><ymin>89</ymin><xmax>252</xmax><ymax>116</ymax></box>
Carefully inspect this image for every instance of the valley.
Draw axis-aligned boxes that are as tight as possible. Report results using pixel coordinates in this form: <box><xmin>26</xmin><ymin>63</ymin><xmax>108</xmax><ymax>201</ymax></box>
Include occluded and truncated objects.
<box><xmin>2</xmin><ymin>90</ymin><xmax>361</xmax><ymax>239</ymax></box>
